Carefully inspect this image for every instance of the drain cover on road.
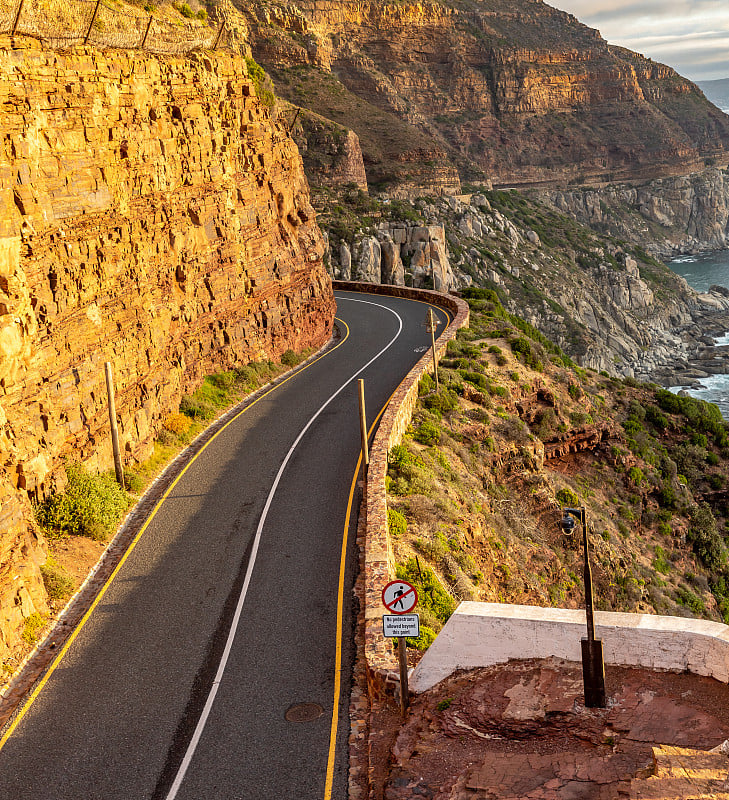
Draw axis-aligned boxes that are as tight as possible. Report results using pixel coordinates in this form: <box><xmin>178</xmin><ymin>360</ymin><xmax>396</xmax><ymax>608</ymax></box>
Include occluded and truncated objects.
<box><xmin>285</xmin><ymin>702</ymin><xmax>324</xmax><ymax>723</ymax></box>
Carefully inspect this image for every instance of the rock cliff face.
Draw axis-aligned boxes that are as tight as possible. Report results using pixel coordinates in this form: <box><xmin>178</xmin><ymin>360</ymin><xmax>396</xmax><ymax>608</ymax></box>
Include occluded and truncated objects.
<box><xmin>334</xmin><ymin>223</ymin><xmax>458</xmax><ymax>291</ymax></box>
<box><xmin>241</xmin><ymin>0</ymin><xmax>729</xmax><ymax>192</ymax></box>
<box><xmin>0</xmin><ymin>36</ymin><xmax>334</xmax><ymax>659</ymax></box>
<box><xmin>539</xmin><ymin>168</ymin><xmax>729</xmax><ymax>259</ymax></box>
<box><xmin>290</xmin><ymin>109</ymin><xmax>368</xmax><ymax>192</ymax></box>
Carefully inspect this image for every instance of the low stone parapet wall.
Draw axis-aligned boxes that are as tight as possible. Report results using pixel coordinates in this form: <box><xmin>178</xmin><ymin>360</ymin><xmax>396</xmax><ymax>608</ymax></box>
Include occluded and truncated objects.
<box><xmin>411</xmin><ymin>601</ymin><xmax>729</xmax><ymax>693</ymax></box>
<box><xmin>333</xmin><ymin>281</ymin><xmax>470</xmax><ymax>696</ymax></box>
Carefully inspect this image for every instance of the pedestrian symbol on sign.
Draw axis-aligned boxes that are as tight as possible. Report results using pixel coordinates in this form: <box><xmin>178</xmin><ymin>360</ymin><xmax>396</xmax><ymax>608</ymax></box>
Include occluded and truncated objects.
<box><xmin>382</xmin><ymin>579</ymin><xmax>418</xmax><ymax>615</ymax></box>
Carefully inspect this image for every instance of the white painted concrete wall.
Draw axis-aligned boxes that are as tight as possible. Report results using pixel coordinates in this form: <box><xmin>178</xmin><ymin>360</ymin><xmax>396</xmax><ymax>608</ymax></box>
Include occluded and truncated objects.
<box><xmin>410</xmin><ymin>601</ymin><xmax>729</xmax><ymax>693</ymax></box>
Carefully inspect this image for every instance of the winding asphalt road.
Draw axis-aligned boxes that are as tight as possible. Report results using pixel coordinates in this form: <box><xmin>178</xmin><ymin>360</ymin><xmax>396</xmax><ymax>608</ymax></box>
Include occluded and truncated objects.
<box><xmin>0</xmin><ymin>290</ymin><xmax>448</xmax><ymax>800</ymax></box>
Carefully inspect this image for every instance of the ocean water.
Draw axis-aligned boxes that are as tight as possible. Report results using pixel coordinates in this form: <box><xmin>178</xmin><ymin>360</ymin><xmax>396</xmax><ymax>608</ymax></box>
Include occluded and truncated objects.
<box><xmin>669</xmin><ymin>250</ymin><xmax>729</xmax><ymax>293</ymax></box>
<box><xmin>667</xmin><ymin>249</ymin><xmax>729</xmax><ymax>417</ymax></box>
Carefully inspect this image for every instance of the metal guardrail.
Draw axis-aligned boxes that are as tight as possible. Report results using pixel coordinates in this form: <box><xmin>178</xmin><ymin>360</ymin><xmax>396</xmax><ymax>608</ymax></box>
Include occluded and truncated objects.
<box><xmin>1</xmin><ymin>0</ymin><xmax>226</xmax><ymax>54</ymax></box>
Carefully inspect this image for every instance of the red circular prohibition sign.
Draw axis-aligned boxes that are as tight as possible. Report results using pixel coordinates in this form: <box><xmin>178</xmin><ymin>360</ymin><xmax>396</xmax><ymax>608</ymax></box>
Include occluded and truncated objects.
<box><xmin>381</xmin><ymin>579</ymin><xmax>418</xmax><ymax>615</ymax></box>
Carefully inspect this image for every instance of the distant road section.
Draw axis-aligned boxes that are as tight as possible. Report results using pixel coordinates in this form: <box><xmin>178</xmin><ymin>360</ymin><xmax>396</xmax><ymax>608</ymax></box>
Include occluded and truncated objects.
<box><xmin>0</xmin><ymin>290</ymin><xmax>448</xmax><ymax>800</ymax></box>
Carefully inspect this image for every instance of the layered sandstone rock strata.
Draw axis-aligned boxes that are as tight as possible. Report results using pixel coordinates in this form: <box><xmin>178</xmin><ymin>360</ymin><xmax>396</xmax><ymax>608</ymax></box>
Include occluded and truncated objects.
<box><xmin>0</xmin><ymin>36</ymin><xmax>334</xmax><ymax>659</ymax></box>
<box><xmin>242</xmin><ymin>0</ymin><xmax>729</xmax><ymax>191</ymax></box>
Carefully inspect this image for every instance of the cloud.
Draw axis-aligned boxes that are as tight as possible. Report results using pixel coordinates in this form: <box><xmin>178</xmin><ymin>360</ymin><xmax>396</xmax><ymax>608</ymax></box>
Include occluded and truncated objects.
<box><xmin>549</xmin><ymin>0</ymin><xmax>729</xmax><ymax>80</ymax></box>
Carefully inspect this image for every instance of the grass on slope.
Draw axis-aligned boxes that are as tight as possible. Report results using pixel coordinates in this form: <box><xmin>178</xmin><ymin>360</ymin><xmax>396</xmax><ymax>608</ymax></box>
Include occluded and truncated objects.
<box><xmin>387</xmin><ymin>289</ymin><xmax>729</xmax><ymax>649</ymax></box>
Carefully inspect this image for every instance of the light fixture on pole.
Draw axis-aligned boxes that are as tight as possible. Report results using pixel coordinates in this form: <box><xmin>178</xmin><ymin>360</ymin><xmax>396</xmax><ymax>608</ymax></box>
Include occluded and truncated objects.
<box><xmin>560</xmin><ymin>506</ymin><xmax>606</xmax><ymax>708</ymax></box>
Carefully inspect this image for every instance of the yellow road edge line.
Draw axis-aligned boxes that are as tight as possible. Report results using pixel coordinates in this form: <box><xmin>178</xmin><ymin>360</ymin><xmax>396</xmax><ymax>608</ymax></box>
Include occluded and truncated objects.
<box><xmin>323</xmin><ymin>381</ymin><xmax>400</xmax><ymax>800</ymax></box>
<box><xmin>0</xmin><ymin>318</ymin><xmax>352</xmax><ymax>753</ymax></box>
<box><xmin>324</xmin><ymin>294</ymin><xmax>452</xmax><ymax>798</ymax></box>
<box><xmin>324</xmin><ymin>453</ymin><xmax>362</xmax><ymax>800</ymax></box>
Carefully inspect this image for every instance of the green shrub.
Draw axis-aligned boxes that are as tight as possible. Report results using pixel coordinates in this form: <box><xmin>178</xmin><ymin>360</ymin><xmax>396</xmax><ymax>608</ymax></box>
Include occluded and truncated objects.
<box><xmin>40</xmin><ymin>557</ymin><xmax>74</xmax><ymax>601</ymax></box>
<box><xmin>687</xmin><ymin>503</ymin><xmax>725</xmax><ymax>570</ymax></box>
<box><xmin>36</xmin><ymin>464</ymin><xmax>130</xmax><ymax>541</ymax></box>
<box><xmin>388</xmin><ymin>508</ymin><xmax>407</xmax><ymax>538</ymax></box>
<box><xmin>676</xmin><ymin>586</ymin><xmax>705</xmax><ymax>614</ymax></box>
<box><xmin>407</xmin><ymin>625</ymin><xmax>437</xmax><ymax>650</ymax></box>
<box><xmin>424</xmin><ymin>388</ymin><xmax>458</xmax><ymax>415</ymax></box>
<box><xmin>646</xmin><ymin>406</ymin><xmax>669</xmax><ymax>431</ymax></box>
<box><xmin>511</xmin><ymin>337</ymin><xmax>532</xmax><ymax>359</ymax></box>
<box><xmin>652</xmin><ymin>546</ymin><xmax>670</xmax><ymax>575</ymax></box>
<box><xmin>280</xmin><ymin>349</ymin><xmax>301</xmax><ymax>368</ymax></box>
<box><xmin>122</xmin><ymin>469</ymin><xmax>145</xmax><ymax>494</ymax></box>
<box><xmin>419</xmin><ymin>373</ymin><xmax>436</xmax><ymax>395</ymax></box>
<box><xmin>627</xmin><ymin>466</ymin><xmax>644</xmax><ymax>486</ymax></box>
<box><xmin>388</xmin><ymin>444</ymin><xmax>411</xmax><ymax>469</ymax></box>
<box><xmin>414</xmin><ymin>419</ymin><xmax>441</xmax><ymax>446</ymax></box>
<box><xmin>656</xmin><ymin>481</ymin><xmax>678</xmax><ymax>510</ymax></box>
<box><xmin>22</xmin><ymin>613</ymin><xmax>46</xmax><ymax>644</ymax></box>
<box><xmin>245</xmin><ymin>56</ymin><xmax>275</xmax><ymax>108</ymax></box>
<box><xmin>396</xmin><ymin>558</ymin><xmax>456</xmax><ymax>624</ymax></box>
<box><xmin>556</xmin><ymin>487</ymin><xmax>579</xmax><ymax>507</ymax></box>
<box><xmin>436</xmin><ymin>697</ymin><xmax>453</xmax><ymax>711</ymax></box>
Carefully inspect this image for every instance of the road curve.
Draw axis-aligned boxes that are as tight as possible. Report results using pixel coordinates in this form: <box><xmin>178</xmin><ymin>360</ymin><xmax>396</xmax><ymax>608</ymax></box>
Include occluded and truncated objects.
<box><xmin>0</xmin><ymin>290</ymin><xmax>448</xmax><ymax>800</ymax></box>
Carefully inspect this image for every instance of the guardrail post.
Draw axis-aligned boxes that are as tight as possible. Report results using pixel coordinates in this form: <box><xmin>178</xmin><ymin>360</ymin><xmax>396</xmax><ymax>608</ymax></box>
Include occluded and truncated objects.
<box><xmin>11</xmin><ymin>0</ymin><xmax>25</xmax><ymax>35</ymax></box>
<box><xmin>84</xmin><ymin>0</ymin><xmax>102</xmax><ymax>45</ymax></box>
<box><xmin>140</xmin><ymin>14</ymin><xmax>153</xmax><ymax>49</ymax></box>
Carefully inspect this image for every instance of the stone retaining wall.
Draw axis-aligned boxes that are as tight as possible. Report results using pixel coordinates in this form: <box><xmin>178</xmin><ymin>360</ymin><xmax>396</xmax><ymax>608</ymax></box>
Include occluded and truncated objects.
<box><xmin>333</xmin><ymin>280</ymin><xmax>470</xmax><ymax>695</ymax></box>
<box><xmin>411</xmin><ymin>601</ymin><xmax>729</xmax><ymax>693</ymax></box>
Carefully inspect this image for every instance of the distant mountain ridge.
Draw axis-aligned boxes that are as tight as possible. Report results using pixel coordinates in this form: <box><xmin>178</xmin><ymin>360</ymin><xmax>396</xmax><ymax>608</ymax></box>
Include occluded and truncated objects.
<box><xmin>241</xmin><ymin>0</ymin><xmax>729</xmax><ymax>192</ymax></box>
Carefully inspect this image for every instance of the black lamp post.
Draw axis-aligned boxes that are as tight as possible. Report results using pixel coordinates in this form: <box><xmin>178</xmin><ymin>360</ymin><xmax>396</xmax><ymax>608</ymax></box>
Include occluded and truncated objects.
<box><xmin>560</xmin><ymin>506</ymin><xmax>606</xmax><ymax>708</ymax></box>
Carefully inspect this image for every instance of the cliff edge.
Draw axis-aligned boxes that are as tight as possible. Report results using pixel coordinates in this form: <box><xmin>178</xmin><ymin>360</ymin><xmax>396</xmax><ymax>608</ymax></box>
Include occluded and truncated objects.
<box><xmin>242</xmin><ymin>0</ymin><xmax>729</xmax><ymax>193</ymax></box>
<box><xmin>0</xmin><ymin>36</ymin><xmax>335</xmax><ymax>659</ymax></box>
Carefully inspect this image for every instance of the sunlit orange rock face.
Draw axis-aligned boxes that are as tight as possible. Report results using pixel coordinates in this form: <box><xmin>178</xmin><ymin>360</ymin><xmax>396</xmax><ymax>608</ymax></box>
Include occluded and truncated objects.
<box><xmin>0</xmin><ymin>36</ymin><xmax>335</xmax><ymax>658</ymax></box>
<box><xmin>243</xmin><ymin>0</ymin><xmax>729</xmax><ymax>190</ymax></box>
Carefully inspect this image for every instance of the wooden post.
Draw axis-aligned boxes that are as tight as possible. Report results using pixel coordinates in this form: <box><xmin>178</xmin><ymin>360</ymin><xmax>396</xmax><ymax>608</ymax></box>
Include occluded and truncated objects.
<box><xmin>140</xmin><ymin>14</ymin><xmax>153</xmax><ymax>49</ymax></box>
<box><xmin>84</xmin><ymin>0</ymin><xmax>102</xmax><ymax>45</ymax></box>
<box><xmin>212</xmin><ymin>20</ymin><xmax>225</xmax><ymax>49</ymax></box>
<box><xmin>104</xmin><ymin>362</ymin><xmax>124</xmax><ymax>488</ymax></box>
<box><xmin>428</xmin><ymin>307</ymin><xmax>439</xmax><ymax>391</ymax></box>
<box><xmin>398</xmin><ymin>636</ymin><xmax>409</xmax><ymax>716</ymax></box>
<box><xmin>11</xmin><ymin>0</ymin><xmax>25</xmax><ymax>35</ymax></box>
<box><xmin>358</xmin><ymin>378</ymin><xmax>369</xmax><ymax>468</ymax></box>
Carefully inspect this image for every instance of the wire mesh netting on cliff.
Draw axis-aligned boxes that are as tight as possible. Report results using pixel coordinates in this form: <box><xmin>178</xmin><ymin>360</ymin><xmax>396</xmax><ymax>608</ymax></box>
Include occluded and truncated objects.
<box><xmin>0</xmin><ymin>0</ymin><xmax>226</xmax><ymax>53</ymax></box>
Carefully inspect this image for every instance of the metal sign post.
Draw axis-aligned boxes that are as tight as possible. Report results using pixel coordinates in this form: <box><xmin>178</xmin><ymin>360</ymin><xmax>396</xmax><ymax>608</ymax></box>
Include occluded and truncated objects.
<box><xmin>382</xmin><ymin>580</ymin><xmax>419</xmax><ymax>715</ymax></box>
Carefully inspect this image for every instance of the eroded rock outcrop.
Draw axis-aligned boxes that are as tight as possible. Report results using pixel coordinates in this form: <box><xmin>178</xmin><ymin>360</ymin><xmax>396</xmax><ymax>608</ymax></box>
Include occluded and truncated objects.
<box><xmin>540</xmin><ymin>168</ymin><xmax>729</xmax><ymax>259</ymax></box>
<box><xmin>0</xmin><ymin>36</ymin><xmax>335</xmax><ymax>659</ymax></box>
<box><xmin>332</xmin><ymin>223</ymin><xmax>458</xmax><ymax>291</ymax></box>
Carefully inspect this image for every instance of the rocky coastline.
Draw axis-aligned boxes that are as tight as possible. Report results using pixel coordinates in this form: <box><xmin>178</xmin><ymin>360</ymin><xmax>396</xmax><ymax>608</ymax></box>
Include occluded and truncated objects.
<box><xmin>640</xmin><ymin>286</ymin><xmax>729</xmax><ymax>389</ymax></box>
<box><xmin>320</xmin><ymin>188</ymin><xmax>729</xmax><ymax>398</ymax></box>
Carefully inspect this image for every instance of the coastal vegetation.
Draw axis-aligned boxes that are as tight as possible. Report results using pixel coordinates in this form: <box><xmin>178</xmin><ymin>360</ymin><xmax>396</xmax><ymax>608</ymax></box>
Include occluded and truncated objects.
<box><xmin>387</xmin><ymin>289</ymin><xmax>729</xmax><ymax>647</ymax></box>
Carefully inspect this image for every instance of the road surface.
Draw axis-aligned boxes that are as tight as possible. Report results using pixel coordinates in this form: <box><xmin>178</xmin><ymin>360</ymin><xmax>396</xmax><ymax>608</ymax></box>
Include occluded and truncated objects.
<box><xmin>0</xmin><ymin>290</ymin><xmax>448</xmax><ymax>800</ymax></box>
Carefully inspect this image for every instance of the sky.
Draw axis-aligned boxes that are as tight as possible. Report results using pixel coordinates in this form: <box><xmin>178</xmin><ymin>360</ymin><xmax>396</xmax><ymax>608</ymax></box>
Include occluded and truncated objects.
<box><xmin>547</xmin><ymin>0</ymin><xmax>729</xmax><ymax>83</ymax></box>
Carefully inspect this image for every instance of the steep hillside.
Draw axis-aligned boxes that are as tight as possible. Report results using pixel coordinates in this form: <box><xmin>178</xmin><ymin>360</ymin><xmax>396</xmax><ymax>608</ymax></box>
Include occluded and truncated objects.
<box><xmin>317</xmin><ymin>187</ymin><xmax>729</xmax><ymax>380</ymax></box>
<box><xmin>242</xmin><ymin>0</ymin><xmax>729</xmax><ymax>192</ymax></box>
<box><xmin>0</xmin><ymin>37</ymin><xmax>334</xmax><ymax>660</ymax></box>
<box><xmin>388</xmin><ymin>290</ymin><xmax>729</xmax><ymax>651</ymax></box>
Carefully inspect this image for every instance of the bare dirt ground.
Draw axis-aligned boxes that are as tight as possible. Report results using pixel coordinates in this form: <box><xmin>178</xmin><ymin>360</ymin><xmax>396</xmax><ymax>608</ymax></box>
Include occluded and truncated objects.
<box><xmin>369</xmin><ymin>658</ymin><xmax>729</xmax><ymax>800</ymax></box>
